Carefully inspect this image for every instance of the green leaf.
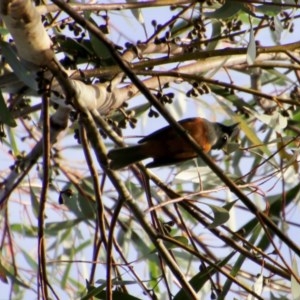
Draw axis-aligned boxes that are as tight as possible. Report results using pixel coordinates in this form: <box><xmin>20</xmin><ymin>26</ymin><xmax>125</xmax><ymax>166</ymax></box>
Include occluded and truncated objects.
<box><xmin>0</xmin><ymin>42</ymin><xmax>37</xmax><ymax>90</ymax></box>
<box><xmin>2</xmin><ymin>264</ymin><xmax>30</xmax><ymax>288</ymax></box>
<box><xmin>55</xmin><ymin>35</ymin><xmax>94</xmax><ymax>63</ymax></box>
<box><xmin>77</xmin><ymin>180</ymin><xmax>97</xmax><ymax>219</ymax></box>
<box><xmin>223</xmin><ymin>200</ymin><xmax>238</xmax><ymax>211</ymax></box>
<box><xmin>60</xmin><ymin>243</ymin><xmax>74</xmax><ymax>289</ymax></box>
<box><xmin>56</xmin><ymin>35</ymin><xmax>94</xmax><ymax>55</ymax></box>
<box><xmin>132</xmin><ymin>229</ymin><xmax>156</xmax><ymax>258</ymax></box>
<box><xmin>11</xmin><ymin>223</ymin><xmax>38</xmax><ymax>237</ymax></box>
<box><xmin>127</xmin><ymin>0</ymin><xmax>147</xmax><ymax>38</ymax></box>
<box><xmin>291</xmin><ymin>256</ymin><xmax>300</xmax><ymax>300</ymax></box>
<box><xmin>261</xmin><ymin>68</ymin><xmax>292</xmax><ymax>86</ymax></box>
<box><xmin>125</xmin><ymin>181</ymin><xmax>144</xmax><ymax>200</ymax></box>
<box><xmin>270</xmin><ymin>293</ymin><xmax>290</xmax><ymax>300</ymax></box>
<box><xmin>205</xmin><ymin>1</ymin><xmax>244</xmax><ymax>19</ymax></box>
<box><xmin>109</xmin><ymin>103</ymin><xmax>151</xmax><ymax>123</ymax></box>
<box><xmin>45</xmin><ymin>219</ymin><xmax>83</xmax><ymax>236</ymax></box>
<box><xmin>173</xmin><ymin>251</ymin><xmax>235</xmax><ymax>300</ymax></box>
<box><xmin>82</xmin><ymin>281</ymin><xmax>142</xmax><ymax>300</ymax></box>
<box><xmin>206</xmin><ymin>204</ymin><xmax>230</xmax><ymax>228</ymax></box>
<box><xmin>0</xmin><ymin>255</ymin><xmax>8</xmax><ymax>284</ymax></box>
<box><xmin>220</xmin><ymin>224</ymin><xmax>262</xmax><ymax>298</ymax></box>
<box><xmin>170</xmin><ymin>19</ymin><xmax>189</xmax><ymax>37</ymax></box>
<box><xmin>62</xmin><ymin>180</ymin><xmax>96</xmax><ymax>220</ymax></box>
<box><xmin>5</xmin><ymin>125</ymin><xmax>20</xmax><ymax>156</ymax></box>
<box><xmin>29</xmin><ymin>186</ymin><xmax>40</xmax><ymax>219</ymax></box>
<box><xmin>207</xmin><ymin>20</ymin><xmax>222</xmax><ymax>50</ymax></box>
<box><xmin>21</xmin><ymin>249</ymin><xmax>38</xmax><ymax>271</ymax></box>
<box><xmin>248</xmin><ymin>274</ymin><xmax>263</xmax><ymax>300</ymax></box>
<box><xmin>148</xmin><ymin>258</ymin><xmax>160</xmax><ymax>291</ymax></box>
<box><xmin>88</xmin><ymin>17</ymin><xmax>115</xmax><ymax>66</ymax></box>
<box><xmin>96</xmin><ymin>279</ymin><xmax>141</xmax><ymax>286</ymax></box>
<box><xmin>174</xmin><ymin>166</ymin><xmax>223</xmax><ymax>187</ymax></box>
<box><xmin>255</xmin><ymin>0</ymin><xmax>283</xmax><ymax>16</ymax></box>
<box><xmin>81</xmin><ymin>282</ymin><xmax>106</xmax><ymax>300</ymax></box>
<box><xmin>163</xmin><ymin>236</ymin><xmax>189</xmax><ymax>250</ymax></box>
<box><xmin>211</xmin><ymin>85</ymin><xmax>253</xmax><ymax>111</ymax></box>
<box><xmin>0</xmin><ymin>89</ymin><xmax>17</xmax><ymax>127</ymax></box>
<box><xmin>95</xmin><ymin>290</ymin><xmax>142</xmax><ymax>300</ymax></box>
<box><xmin>244</xmin><ymin>107</ymin><xmax>288</xmax><ymax>132</ymax></box>
<box><xmin>225</xmin><ymin>142</ymin><xmax>240</xmax><ymax>154</ymax></box>
<box><xmin>77</xmin><ymin>193</ymin><xmax>96</xmax><ymax>220</ymax></box>
<box><xmin>239</xmin><ymin>184</ymin><xmax>300</xmax><ymax>252</ymax></box>
<box><xmin>272</xmin><ymin>15</ymin><xmax>283</xmax><ymax>44</ymax></box>
<box><xmin>90</xmin><ymin>32</ymin><xmax>112</xmax><ymax>60</ymax></box>
<box><xmin>247</xmin><ymin>24</ymin><xmax>256</xmax><ymax>65</ymax></box>
<box><xmin>61</xmin><ymin>187</ymin><xmax>83</xmax><ymax>218</ymax></box>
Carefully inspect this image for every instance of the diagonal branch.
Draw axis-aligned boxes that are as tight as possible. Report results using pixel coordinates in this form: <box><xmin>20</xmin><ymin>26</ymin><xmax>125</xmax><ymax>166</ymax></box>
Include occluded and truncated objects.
<box><xmin>51</xmin><ymin>0</ymin><xmax>300</xmax><ymax>258</ymax></box>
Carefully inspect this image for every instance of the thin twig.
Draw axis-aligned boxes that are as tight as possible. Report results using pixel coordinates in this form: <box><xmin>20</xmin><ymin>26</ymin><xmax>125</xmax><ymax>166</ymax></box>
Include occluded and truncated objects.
<box><xmin>38</xmin><ymin>78</ymin><xmax>50</xmax><ymax>300</ymax></box>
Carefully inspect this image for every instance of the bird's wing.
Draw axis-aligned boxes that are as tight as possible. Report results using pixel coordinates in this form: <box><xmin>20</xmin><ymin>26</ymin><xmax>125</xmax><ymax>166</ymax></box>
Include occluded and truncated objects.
<box><xmin>138</xmin><ymin>118</ymin><xmax>199</xmax><ymax>144</ymax></box>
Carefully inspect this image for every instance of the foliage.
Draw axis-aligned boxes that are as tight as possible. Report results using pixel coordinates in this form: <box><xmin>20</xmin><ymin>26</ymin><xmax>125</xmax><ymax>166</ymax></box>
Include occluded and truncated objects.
<box><xmin>1</xmin><ymin>0</ymin><xmax>300</xmax><ymax>299</ymax></box>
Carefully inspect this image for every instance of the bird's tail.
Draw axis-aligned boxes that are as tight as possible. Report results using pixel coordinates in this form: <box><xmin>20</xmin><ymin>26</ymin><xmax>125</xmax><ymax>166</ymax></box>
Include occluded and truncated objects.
<box><xmin>107</xmin><ymin>144</ymin><xmax>148</xmax><ymax>170</ymax></box>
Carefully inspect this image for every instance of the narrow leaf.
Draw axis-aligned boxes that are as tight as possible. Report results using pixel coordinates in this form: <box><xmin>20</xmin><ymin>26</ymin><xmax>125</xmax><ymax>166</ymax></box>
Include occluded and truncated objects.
<box><xmin>0</xmin><ymin>258</ymin><xmax>8</xmax><ymax>284</ymax></box>
<box><xmin>173</xmin><ymin>251</ymin><xmax>236</xmax><ymax>300</ymax></box>
<box><xmin>163</xmin><ymin>236</ymin><xmax>189</xmax><ymax>250</ymax></box>
<box><xmin>273</xmin><ymin>15</ymin><xmax>283</xmax><ymax>44</ymax></box>
<box><xmin>247</xmin><ymin>25</ymin><xmax>256</xmax><ymax>65</ymax></box>
<box><xmin>223</xmin><ymin>200</ymin><xmax>238</xmax><ymax>211</ymax></box>
<box><xmin>247</xmin><ymin>274</ymin><xmax>264</xmax><ymax>300</ymax></box>
<box><xmin>11</xmin><ymin>223</ymin><xmax>38</xmax><ymax>237</ymax></box>
<box><xmin>45</xmin><ymin>219</ymin><xmax>83</xmax><ymax>236</ymax></box>
<box><xmin>0</xmin><ymin>90</ymin><xmax>17</xmax><ymax>127</ymax></box>
<box><xmin>207</xmin><ymin>20</ymin><xmax>222</xmax><ymax>50</ymax></box>
<box><xmin>29</xmin><ymin>186</ymin><xmax>40</xmax><ymax>219</ymax></box>
<box><xmin>205</xmin><ymin>1</ymin><xmax>243</xmax><ymax>19</ymax></box>
<box><xmin>0</xmin><ymin>42</ymin><xmax>37</xmax><ymax>90</ymax></box>
<box><xmin>291</xmin><ymin>257</ymin><xmax>300</xmax><ymax>300</ymax></box>
<box><xmin>255</xmin><ymin>0</ymin><xmax>283</xmax><ymax>16</ymax></box>
<box><xmin>207</xmin><ymin>204</ymin><xmax>230</xmax><ymax>228</ymax></box>
<box><xmin>127</xmin><ymin>0</ymin><xmax>147</xmax><ymax>38</ymax></box>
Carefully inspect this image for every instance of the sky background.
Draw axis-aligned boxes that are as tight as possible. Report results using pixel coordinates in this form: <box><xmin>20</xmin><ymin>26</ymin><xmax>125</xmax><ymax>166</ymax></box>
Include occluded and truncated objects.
<box><xmin>1</xmin><ymin>1</ymin><xmax>300</xmax><ymax>299</ymax></box>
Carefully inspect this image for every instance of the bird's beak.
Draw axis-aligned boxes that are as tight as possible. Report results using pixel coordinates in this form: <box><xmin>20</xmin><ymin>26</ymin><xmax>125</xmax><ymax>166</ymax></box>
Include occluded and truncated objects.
<box><xmin>229</xmin><ymin>123</ymin><xmax>240</xmax><ymax>140</ymax></box>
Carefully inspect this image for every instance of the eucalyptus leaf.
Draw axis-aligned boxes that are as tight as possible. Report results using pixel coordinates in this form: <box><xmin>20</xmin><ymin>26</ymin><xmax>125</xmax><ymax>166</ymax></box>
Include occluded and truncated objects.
<box><xmin>173</xmin><ymin>251</ymin><xmax>236</xmax><ymax>300</ymax></box>
<box><xmin>207</xmin><ymin>20</ymin><xmax>222</xmax><ymax>50</ymax></box>
<box><xmin>247</xmin><ymin>25</ymin><xmax>256</xmax><ymax>65</ymax></box>
<box><xmin>206</xmin><ymin>204</ymin><xmax>230</xmax><ymax>228</ymax></box>
<box><xmin>247</xmin><ymin>274</ymin><xmax>264</xmax><ymax>300</ymax></box>
<box><xmin>88</xmin><ymin>17</ymin><xmax>115</xmax><ymax>66</ymax></box>
<box><xmin>0</xmin><ymin>42</ymin><xmax>37</xmax><ymax>90</ymax></box>
<box><xmin>0</xmin><ymin>90</ymin><xmax>17</xmax><ymax>127</ymax></box>
<box><xmin>205</xmin><ymin>1</ymin><xmax>244</xmax><ymax>19</ymax></box>
<box><xmin>29</xmin><ymin>186</ymin><xmax>40</xmax><ymax>219</ymax></box>
<box><xmin>272</xmin><ymin>15</ymin><xmax>284</xmax><ymax>44</ymax></box>
<box><xmin>127</xmin><ymin>0</ymin><xmax>147</xmax><ymax>38</ymax></box>
<box><xmin>255</xmin><ymin>0</ymin><xmax>283</xmax><ymax>16</ymax></box>
<box><xmin>163</xmin><ymin>236</ymin><xmax>189</xmax><ymax>250</ymax></box>
<box><xmin>291</xmin><ymin>257</ymin><xmax>300</xmax><ymax>300</ymax></box>
<box><xmin>45</xmin><ymin>219</ymin><xmax>83</xmax><ymax>236</ymax></box>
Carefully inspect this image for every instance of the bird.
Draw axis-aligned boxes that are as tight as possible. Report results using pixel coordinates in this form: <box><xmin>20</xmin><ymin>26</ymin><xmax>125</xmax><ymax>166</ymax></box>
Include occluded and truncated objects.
<box><xmin>108</xmin><ymin>117</ymin><xmax>239</xmax><ymax>169</ymax></box>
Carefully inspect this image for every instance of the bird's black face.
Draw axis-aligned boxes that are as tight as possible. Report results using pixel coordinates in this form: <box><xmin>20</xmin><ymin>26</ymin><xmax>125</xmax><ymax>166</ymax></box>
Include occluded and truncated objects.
<box><xmin>212</xmin><ymin>123</ymin><xmax>239</xmax><ymax>149</ymax></box>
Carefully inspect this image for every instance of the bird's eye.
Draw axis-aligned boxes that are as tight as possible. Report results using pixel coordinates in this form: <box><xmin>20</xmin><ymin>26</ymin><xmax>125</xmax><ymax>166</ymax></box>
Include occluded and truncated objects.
<box><xmin>222</xmin><ymin>134</ymin><xmax>228</xmax><ymax>142</ymax></box>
